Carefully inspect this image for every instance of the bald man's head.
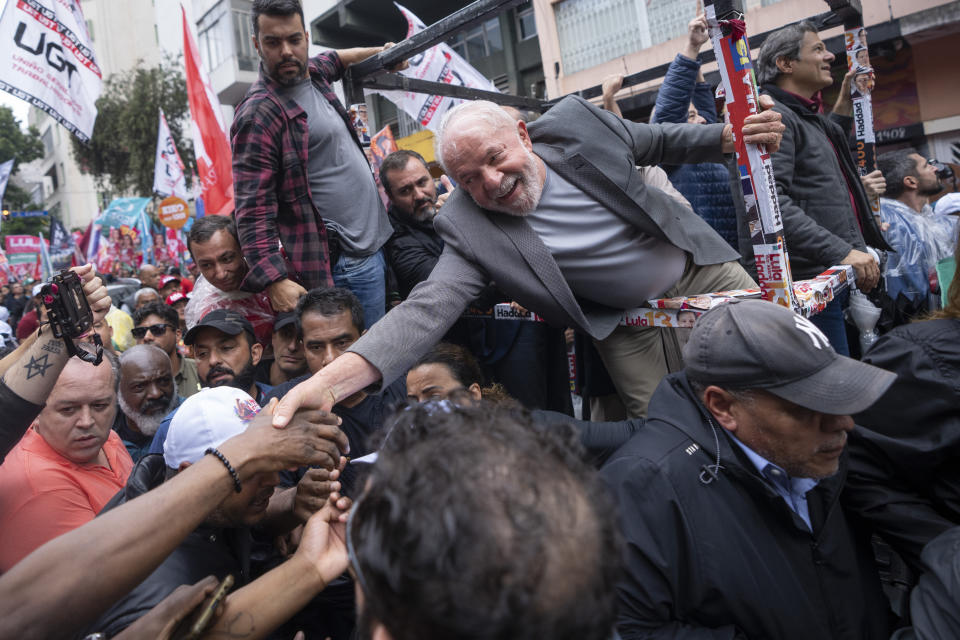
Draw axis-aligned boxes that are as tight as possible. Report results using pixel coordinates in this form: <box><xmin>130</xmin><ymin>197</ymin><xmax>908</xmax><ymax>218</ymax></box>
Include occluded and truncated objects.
<box><xmin>118</xmin><ymin>344</ymin><xmax>177</xmax><ymax>436</ymax></box>
<box><xmin>138</xmin><ymin>265</ymin><xmax>161</xmax><ymax>290</ymax></box>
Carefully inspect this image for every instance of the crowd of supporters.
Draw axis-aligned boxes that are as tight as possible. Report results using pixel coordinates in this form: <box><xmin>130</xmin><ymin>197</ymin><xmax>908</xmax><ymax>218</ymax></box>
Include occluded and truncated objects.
<box><xmin>0</xmin><ymin>1</ymin><xmax>958</xmax><ymax>638</ymax></box>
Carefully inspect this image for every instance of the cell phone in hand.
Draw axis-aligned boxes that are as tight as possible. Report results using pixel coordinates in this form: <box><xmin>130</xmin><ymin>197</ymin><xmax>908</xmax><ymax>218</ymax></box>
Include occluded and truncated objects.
<box><xmin>171</xmin><ymin>574</ymin><xmax>235</xmax><ymax>640</ymax></box>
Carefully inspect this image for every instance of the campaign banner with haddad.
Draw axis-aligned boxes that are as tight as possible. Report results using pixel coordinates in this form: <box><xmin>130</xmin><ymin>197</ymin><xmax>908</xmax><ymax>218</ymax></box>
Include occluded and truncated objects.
<box><xmin>0</xmin><ymin>0</ymin><xmax>102</xmax><ymax>142</ymax></box>
<box><xmin>376</xmin><ymin>3</ymin><xmax>497</xmax><ymax>132</ymax></box>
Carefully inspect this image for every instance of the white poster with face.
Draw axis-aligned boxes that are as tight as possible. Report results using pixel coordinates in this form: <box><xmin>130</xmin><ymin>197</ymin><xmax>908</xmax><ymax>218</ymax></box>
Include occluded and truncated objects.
<box><xmin>0</xmin><ymin>0</ymin><xmax>102</xmax><ymax>141</ymax></box>
<box><xmin>374</xmin><ymin>3</ymin><xmax>498</xmax><ymax>132</ymax></box>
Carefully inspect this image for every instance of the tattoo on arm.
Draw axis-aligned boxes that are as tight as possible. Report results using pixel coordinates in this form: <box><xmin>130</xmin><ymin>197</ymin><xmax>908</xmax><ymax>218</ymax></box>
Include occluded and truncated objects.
<box><xmin>41</xmin><ymin>340</ymin><xmax>63</xmax><ymax>355</ymax></box>
<box><xmin>207</xmin><ymin>611</ymin><xmax>257</xmax><ymax>638</ymax></box>
<box><xmin>24</xmin><ymin>354</ymin><xmax>53</xmax><ymax>379</ymax></box>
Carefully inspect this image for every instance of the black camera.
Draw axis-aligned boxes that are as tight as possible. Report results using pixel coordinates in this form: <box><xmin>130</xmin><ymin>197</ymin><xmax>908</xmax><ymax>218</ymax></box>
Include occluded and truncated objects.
<box><xmin>40</xmin><ymin>270</ymin><xmax>103</xmax><ymax>365</ymax></box>
<box><xmin>929</xmin><ymin>158</ymin><xmax>954</xmax><ymax>182</ymax></box>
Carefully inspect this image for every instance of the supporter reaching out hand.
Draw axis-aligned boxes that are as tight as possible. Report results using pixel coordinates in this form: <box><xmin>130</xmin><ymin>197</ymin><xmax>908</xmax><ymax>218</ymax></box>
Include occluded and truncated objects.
<box><xmin>831</xmin><ymin>66</ymin><xmax>857</xmax><ymax>117</ymax></box>
<box><xmin>201</xmin><ymin>492</ymin><xmax>352</xmax><ymax>640</ymax></box>
<box><xmin>222</xmin><ymin>398</ymin><xmax>349</xmax><ymax>474</ymax></box>
<box><xmin>436</xmin><ymin>175</ymin><xmax>455</xmax><ymax>209</ymax></box>
<box><xmin>683</xmin><ymin>13</ymin><xmax>709</xmax><ymax>62</ymax></box>
<box><xmin>112</xmin><ymin>576</ymin><xmax>222</xmax><ymax>640</ymax></box>
<box><xmin>601</xmin><ymin>74</ymin><xmax>624</xmax><ymax>117</ymax></box>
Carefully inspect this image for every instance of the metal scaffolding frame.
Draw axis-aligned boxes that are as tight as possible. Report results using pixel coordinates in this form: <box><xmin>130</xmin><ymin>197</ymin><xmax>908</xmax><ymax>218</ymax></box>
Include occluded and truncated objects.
<box><xmin>341</xmin><ymin>0</ymin><xmax>865</xmax><ymax>112</ymax></box>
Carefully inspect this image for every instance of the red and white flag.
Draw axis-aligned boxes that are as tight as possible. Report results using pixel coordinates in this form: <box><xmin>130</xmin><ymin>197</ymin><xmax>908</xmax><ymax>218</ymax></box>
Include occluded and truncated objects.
<box><xmin>182</xmin><ymin>5</ymin><xmax>233</xmax><ymax>216</ymax></box>
<box><xmin>153</xmin><ymin>108</ymin><xmax>189</xmax><ymax>199</ymax></box>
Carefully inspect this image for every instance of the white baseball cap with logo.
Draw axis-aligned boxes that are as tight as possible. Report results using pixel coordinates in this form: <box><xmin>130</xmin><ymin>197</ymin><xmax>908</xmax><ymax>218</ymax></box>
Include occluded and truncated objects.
<box><xmin>164</xmin><ymin>386</ymin><xmax>262</xmax><ymax>469</ymax></box>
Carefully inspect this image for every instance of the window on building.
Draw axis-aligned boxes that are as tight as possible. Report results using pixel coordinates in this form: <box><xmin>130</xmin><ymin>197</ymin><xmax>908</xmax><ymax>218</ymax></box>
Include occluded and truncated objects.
<box><xmin>41</xmin><ymin>127</ymin><xmax>54</xmax><ymax>158</ymax></box>
<box><xmin>45</xmin><ymin>165</ymin><xmax>58</xmax><ymax>192</ymax></box>
<box><xmin>197</xmin><ymin>1</ymin><xmax>231</xmax><ymax>74</ymax></box>
<box><xmin>555</xmin><ymin>0</ymin><xmax>653</xmax><ymax>75</ymax></box>
<box><xmin>232</xmin><ymin>7</ymin><xmax>258</xmax><ymax>71</ymax></box>
<box><xmin>645</xmin><ymin>0</ymin><xmax>698</xmax><ymax>47</ymax></box>
<box><xmin>448</xmin><ymin>17</ymin><xmax>503</xmax><ymax>63</ymax></box>
<box><xmin>516</xmin><ymin>3</ymin><xmax>537</xmax><ymax>40</ymax></box>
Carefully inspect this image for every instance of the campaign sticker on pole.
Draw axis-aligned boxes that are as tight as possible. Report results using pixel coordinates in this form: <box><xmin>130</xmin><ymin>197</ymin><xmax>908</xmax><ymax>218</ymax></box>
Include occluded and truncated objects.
<box><xmin>0</xmin><ymin>0</ymin><xmax>102</xmax><ymax>142</ymax></box>
<box><xmin>705</xmin><ymin>0</ymin><xmax>796</xmax><ymax>310</ymax></box>
<box><xmin>154</xmin><ymin>108</ymin><xmax>189</xmax><ymax>200</ymax></box>
<box><xmin>158</xmin><ymin>195</ymin><xmax>190</xmax><ymax>230</ymax></box>
<box><xmin>375</xmin><ymin>3</ymin><xmax>498</xmax><ymax>131</ymax></box>
<box><xmin>845</xmin><ymin>26</ymin><xmax>879</xmax><ymax>216</ymax></box>
<box><xmin>182</xmin><ymin>5</ymin><xmax>233</xmax><ymax>216</ymax></box>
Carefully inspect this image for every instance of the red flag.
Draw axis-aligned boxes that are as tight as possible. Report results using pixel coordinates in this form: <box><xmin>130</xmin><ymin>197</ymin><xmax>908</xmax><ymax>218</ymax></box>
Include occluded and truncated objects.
<box><xmin>182</xmin><ymin>6</ymin><xmax>234</xmax><ymax>216</ymax></box>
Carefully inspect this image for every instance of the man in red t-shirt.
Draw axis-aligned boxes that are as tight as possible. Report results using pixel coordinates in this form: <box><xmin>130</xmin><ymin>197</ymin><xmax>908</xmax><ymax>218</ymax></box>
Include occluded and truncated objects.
<box><xmin>0</xmin><ymin>354</ymin><xmax>133</xmax><ymax>572</ymax></box>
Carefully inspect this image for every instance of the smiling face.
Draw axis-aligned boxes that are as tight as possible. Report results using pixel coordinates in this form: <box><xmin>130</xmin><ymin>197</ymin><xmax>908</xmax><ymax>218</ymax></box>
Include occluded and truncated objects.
<box><xmin>35</xmin><ymin>359</ymin><xmax>117</xmax><ymax>466</ymax></box>
<box><xmin>777</xmin><ymin>31</ymin><xmax>835</xmax><ymax>95</ymax></box>
<box><xmin>442</xmin><ymin>120</ymin><xmax>545</xmax><ymax>216</ymax></box>
<box><xmin>190</xmin><ymin>229</ymin><xmax>247</xmax><ymax>293</ymax></box>
<box><xmin>253</xmin><ymin>12</ymin><xmax>309</xmax><ymax>87</ymax></box>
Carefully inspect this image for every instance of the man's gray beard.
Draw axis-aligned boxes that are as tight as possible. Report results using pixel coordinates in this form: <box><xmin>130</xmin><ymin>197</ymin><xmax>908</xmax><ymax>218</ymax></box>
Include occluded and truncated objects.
<box><xmin>411</xmin><ymin>203</ymin><xmax>438</xmax><ymax>222</ymax></box>
<box><xmin>118</xmin><ymin>381</ymin><xmax>179</xmax><ymax>437</ymax></box>
<box><xmin>471</xmin><ymin>147</ymin><xmax>543</xmax><ymax>217</ymax></box>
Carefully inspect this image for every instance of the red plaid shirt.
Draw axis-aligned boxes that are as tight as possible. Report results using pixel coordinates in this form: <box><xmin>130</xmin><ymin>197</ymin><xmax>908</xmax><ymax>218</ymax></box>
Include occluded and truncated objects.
<box><xmin>232</xmin><ymin>52</ymin><xmax>362</xmax><ymax>292</ymax></box>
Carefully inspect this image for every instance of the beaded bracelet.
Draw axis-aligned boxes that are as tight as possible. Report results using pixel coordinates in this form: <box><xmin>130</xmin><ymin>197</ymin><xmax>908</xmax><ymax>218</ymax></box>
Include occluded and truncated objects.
<box><xmin>205</xmin><ymin>447</ymin><xmax>242</xmax><ymax>493</ymax></box>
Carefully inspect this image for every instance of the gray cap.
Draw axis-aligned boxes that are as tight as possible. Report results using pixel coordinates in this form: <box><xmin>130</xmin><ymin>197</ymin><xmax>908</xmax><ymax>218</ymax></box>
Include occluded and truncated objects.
<box><xmin>682</xmin><ymin>299</ymin><xmax>895</xmax><ymax>415</ymax></box>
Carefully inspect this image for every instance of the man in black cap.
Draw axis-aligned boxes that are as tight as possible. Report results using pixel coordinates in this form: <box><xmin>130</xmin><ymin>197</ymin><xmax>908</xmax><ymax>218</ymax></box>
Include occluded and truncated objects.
<box><xmin>601</xmin><ymin>299</ymin><xmax>897</xmax><ymax>640</ymax></box>
<box><xmin>256</xmin><ymin>311</ymin><xmax>308</xmax><ymax>387</ymax></box>
<box><xmin>147</xmin><ymin>309</ymin><xmax>273</xmax><ymax>455</ymax></box>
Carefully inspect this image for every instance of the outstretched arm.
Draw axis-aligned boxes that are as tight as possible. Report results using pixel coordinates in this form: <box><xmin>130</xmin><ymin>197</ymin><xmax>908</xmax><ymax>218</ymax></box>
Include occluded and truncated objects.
<box><xmin>0</xmin><ymin>401</ymin><xmax>348</xmax><ymax>640</ymax></box>
<box><xmin>205</xmin><ymin>494</ymin><xmax>352</xmax><ymax>639</ymax></box>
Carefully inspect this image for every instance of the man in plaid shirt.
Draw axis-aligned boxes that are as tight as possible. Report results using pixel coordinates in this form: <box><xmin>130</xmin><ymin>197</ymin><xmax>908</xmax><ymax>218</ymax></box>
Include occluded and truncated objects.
<box><xmin>232</xmin><ymin>0</ymin><xmax>398</xmax><ymax>325</ymax></box>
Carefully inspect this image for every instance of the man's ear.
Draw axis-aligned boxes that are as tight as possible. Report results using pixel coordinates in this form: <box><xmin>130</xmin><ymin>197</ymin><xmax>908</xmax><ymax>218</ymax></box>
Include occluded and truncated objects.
<box><xmin>467</xmin><ymin>382</ymin><xmax>482</xmax><ymax>402</ymax></box>
<box><xmin>251</xmin><ymin>342</ymin><xmax>264</xmax><ymax>366</ymax></box>
<box><xmin>517</xmin><ymin>120</ymin><xmax>534</xmax><ymax>151</ymax></box>
<box><xmin>701</xmin><ymin>385</ymin><xmax>739</xmax><ymax>434</ymax></box>
<box><xmin>775</xmin><ymin>56</ymin><xmax>794</xmax><ymax>75</ymax></box>
<box><xmin>904</xmin><ymin>175</ymin><xmax>918</xmax><ymax>191</ymax></box>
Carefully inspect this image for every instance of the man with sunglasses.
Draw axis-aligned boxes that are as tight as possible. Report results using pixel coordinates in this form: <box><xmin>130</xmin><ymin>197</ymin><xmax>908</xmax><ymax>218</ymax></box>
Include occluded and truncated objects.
<box><xmin>132</xmin><ymin>302</ymin><xmax>201</xmax><ymax>398</ymax></box>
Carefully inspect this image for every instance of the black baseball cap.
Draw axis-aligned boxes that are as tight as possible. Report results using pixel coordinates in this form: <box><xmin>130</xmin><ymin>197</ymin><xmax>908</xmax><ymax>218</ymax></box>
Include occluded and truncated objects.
<box><xmin>273</xmin><ymin>311</ymin><xmax>298</xmax><ymax>333</ymax></box>
<box><xmin>184</xmin><ymin>309</ymin><xmax>256</xmax><ymax>346</ymax></box>
<box><xmin>682</xmin><ymin>299</ymin><xmax>895</xmax><ymax>415</ymax></box>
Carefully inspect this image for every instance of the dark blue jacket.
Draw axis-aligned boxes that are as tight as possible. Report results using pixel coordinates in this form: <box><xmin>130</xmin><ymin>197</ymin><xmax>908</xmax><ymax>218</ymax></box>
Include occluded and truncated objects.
<box><xmin>652</xmin><ymin>54</ymin><xmax>741</xmax><ymax>251</ymax></box>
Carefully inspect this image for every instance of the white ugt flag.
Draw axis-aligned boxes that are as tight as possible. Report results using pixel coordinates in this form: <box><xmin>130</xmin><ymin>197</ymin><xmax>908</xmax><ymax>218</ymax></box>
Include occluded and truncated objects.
<box><xmin>153</xmin><ymin>108</ymin><xmax>189</xmax><ymax>199</ymax></box>
<box><xmin>376</xmin><ymin>3</ymin><xmax>498</xmax><ymax>132</ymax></box>
<box><xmin>0</xmin><ymin>0</ymin><xmax>102</xmax><ymax>141</ymax></box>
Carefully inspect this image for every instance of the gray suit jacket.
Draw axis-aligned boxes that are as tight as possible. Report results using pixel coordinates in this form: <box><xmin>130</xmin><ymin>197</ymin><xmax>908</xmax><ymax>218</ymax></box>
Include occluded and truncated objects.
<box><xmin>351</xmin><ymin>96</ymin><xmax>740</xmax><ymax>387</ymax></box>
